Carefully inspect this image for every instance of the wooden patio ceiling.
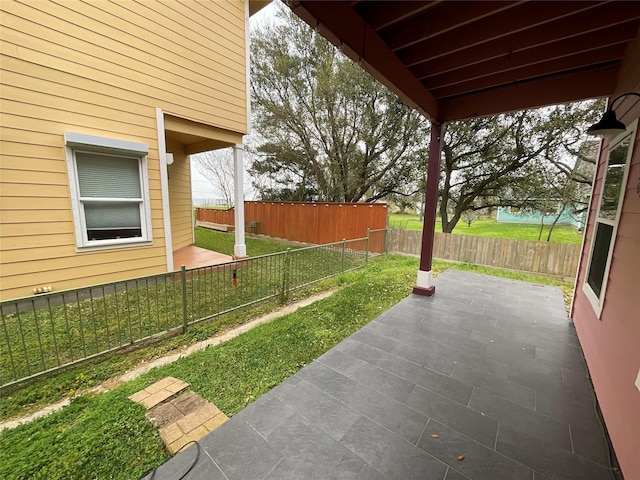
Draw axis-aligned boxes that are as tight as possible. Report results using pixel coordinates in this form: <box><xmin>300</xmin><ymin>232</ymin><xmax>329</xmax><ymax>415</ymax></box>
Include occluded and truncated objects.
<box><xmin>285</xmin><ymin>1</ymin><xmax>640</xmax><ymax>122</ymax></box>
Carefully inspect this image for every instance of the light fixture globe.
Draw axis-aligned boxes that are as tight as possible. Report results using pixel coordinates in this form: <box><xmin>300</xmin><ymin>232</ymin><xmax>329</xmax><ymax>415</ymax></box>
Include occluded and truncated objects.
<box><xmin>586</xmin><ymin>110</ymin><xmax>627</xmax><ymax>137</ymax></box>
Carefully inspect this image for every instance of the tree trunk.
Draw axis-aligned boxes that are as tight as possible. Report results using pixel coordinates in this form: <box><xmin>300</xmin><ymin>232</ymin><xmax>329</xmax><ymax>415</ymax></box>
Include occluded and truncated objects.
<box><xmin>439</xmin><ymin>199</ymin><xmax>451</xmax><ymax>233</ymax></box>
<box><xmin>419</xmin><ymin>189</ymin><xmax>425</xmax><ymax>221</ymax></box>
<box><xmin>537</xmin><ymin>217</ymin><xmax>545</xmax><ymax>241</ymax></box>
<box><xmin>546</xmin><ymin>206</ymin><xmax>565</xmax><ymax>242</ymax></box>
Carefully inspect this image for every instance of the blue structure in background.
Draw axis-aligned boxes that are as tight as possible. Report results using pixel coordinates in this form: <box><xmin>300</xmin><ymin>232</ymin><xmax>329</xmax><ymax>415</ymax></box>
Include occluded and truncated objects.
<box><xmin>496</xmin><ymin>206</ymin><xmax>584</xmax><ymax>229</ymax></box>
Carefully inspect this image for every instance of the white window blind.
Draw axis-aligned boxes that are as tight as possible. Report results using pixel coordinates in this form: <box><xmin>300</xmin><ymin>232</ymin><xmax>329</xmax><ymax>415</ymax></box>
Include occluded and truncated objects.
<box><xmin>76</xmin><ymin>153</ymin><xmax>142</xmax><ymax>198</ymax></box>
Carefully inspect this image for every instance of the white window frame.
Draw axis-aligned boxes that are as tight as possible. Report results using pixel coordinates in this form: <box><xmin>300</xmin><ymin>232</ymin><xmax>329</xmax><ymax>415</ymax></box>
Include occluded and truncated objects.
<box><xmin>582</xmin><ymin>119</ymin><xmax>637</xmax><ymax>316</ymax></box>
<box><xmin>64</xmin><ymin>132</ymin><xmax>153</xmax><ymax>251</ymax></box>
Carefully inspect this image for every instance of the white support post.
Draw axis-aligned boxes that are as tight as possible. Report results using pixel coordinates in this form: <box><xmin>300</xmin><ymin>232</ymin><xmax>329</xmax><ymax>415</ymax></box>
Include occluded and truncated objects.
<box><xmin>155</xmin><ymin>108</ymin><xmax>174</xmax><ymax>272</ymax></box>
<box><xmin>233</xmin><ymin>144</ymin><xmax>247</xmax><ymax>257</ymax></box>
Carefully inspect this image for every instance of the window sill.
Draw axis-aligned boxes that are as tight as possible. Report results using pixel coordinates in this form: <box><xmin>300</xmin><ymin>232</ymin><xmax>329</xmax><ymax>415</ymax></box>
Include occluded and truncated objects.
<box><xmin>76</xmin><ymin>239</ymin><xmax>153</xmax><ymax>253</ymax></box>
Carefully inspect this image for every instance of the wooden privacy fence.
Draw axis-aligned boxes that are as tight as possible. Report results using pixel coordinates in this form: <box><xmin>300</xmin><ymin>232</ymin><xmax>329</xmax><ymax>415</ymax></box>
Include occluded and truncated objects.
<box><xmin>196</xmin><ymin>201</ymin><xmax>388</xmax><ymax>250</ymax></box>
<box><xmin>386</xmin><ymin>229</ymin><xmax>581</xmax><ymax>278</ymax></box>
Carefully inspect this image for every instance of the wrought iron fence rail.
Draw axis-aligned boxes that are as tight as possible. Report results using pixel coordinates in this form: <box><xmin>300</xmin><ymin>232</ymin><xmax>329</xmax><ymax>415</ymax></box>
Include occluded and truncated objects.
<box><xmin>0</xmin><ymin>234</ymin><xmax>381</xmax><ymax>389</ymax></box>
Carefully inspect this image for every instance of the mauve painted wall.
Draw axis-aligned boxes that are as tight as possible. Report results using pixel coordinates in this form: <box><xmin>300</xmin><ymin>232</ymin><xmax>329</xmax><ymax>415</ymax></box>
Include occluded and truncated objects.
<box><xmin>571</xmin><ymin>107</ymin><xmax>640</xmax><ymax>480</ymax></box>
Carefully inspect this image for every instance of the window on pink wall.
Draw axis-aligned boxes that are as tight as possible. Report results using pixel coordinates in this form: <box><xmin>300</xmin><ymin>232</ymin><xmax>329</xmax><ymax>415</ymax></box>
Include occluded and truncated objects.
<box><xmin>583</xmin><ymin>120</ymin><xmax>637</xmax><ymax>316</ymax></box>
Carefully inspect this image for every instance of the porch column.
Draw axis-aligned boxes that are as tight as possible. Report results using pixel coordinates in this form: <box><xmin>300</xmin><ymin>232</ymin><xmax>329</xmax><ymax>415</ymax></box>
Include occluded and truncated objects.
<box><xmin>233</xmin><ymin>144</ymin><xmax>247</xmax><ymax>257</ymax></box>
<box><xmin>413</xmin><ymin>121</ymin><xmax>442</xmax><ymax>296</ymax></box>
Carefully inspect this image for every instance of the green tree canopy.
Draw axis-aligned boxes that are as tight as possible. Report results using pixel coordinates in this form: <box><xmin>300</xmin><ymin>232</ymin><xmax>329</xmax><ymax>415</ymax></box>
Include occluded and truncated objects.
<box><xmin>249</xmin><ymin>6</ymin><xmax>602</xmax><ymax>239</ymax></box>
<box><xmin>249</xmin><ymin>6</ymin><xmax>427</xmax><ymax>202</ymax></box>
<box><xmin>438</xmin><ymin>101</ymin><xmax>603</xmax><ymax>233</ymax></box>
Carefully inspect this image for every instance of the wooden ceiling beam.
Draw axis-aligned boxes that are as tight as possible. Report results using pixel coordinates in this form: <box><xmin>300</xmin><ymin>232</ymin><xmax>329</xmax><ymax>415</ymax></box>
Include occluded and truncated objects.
<box><xmin>421</xmin><ymin>23</ymin><xmax>637</xmax><ymax>88</ymax></box>
<box><xmin>432</xmin><ymin>47</ymin><xmax>624</xmax><ymax>99</ymax></box>
<box><xmin>398</xmin><ymin>1</ymin><xmax>606</xmax><ymax>67</ymax></box>
<box><xmin>410</xmin><ymin>3</ymin><xmax>640</xmax><ymax>78</ymax></box>
<box><xmin>383</xmin><ymin>1</ymin><xmax>524</xmax><ymax>51</ymax></box>
<box><xmin>439</xmin><ymin>64</ymin><xmax>618</xmax><ymax>122</ymax></box>
<box><xmin>357</xmin><ymin>1</ymin><xmax>439</xmax><ymax>31</ymax></box>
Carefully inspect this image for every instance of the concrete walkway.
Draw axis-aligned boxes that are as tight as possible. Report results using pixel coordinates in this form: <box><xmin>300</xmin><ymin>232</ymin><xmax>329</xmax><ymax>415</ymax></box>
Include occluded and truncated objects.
<box><xmin>146</xmin><ymin>269</ymin><xmax>613</xmax><ymax>480</ymax></box>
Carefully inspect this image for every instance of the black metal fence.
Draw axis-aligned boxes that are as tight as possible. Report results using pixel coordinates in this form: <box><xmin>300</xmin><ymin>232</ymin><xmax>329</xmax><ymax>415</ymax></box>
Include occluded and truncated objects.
<box><xmin>0</xmin><ymin>235</ymin><xmax>379</xmax><ymax>389</ymax></box>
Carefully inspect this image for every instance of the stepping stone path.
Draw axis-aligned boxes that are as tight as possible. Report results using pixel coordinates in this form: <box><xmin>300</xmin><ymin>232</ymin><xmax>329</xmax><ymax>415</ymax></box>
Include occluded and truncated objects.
<box><xmin>129</xmin><ymin>376</ymin><xmax>228</xmax><ymax>454</ymax></box>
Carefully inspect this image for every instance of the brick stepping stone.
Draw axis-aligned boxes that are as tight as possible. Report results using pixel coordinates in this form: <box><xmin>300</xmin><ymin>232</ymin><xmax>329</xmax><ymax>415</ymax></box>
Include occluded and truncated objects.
<box><xmin>128</xmin><ymin>377</ymin><xmax>189</xmax><ymax>409</ymax></box>
<box><xmin>129</xmin><ymin>377</ymin><xmax>228</xmax><ymax>454</ymax></box>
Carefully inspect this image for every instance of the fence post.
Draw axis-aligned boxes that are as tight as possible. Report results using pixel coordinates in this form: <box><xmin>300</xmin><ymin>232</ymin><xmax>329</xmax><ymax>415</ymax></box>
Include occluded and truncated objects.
<box><xmin>342</xmin><ymin>238</ymin><xmax>346</xmax><ymax>270</ymax></box>
<box><xmin>366</xmin><ymin>229</ymin><xmax>370</xmax><ymax>263</ymax></box>
<box><xmin>181</xmin><ymin>265</ymin><xmax>188</xmax><ymax>333</ymax></box>
<box><xmin>280</xmin><ymin>249</ymin><xmax>291</xmax><ymax>304</ymax></box>
<box><xmin>384</xmin><ymin>228</ymin><xmax>388</xmax><ymax>253</ymax></box>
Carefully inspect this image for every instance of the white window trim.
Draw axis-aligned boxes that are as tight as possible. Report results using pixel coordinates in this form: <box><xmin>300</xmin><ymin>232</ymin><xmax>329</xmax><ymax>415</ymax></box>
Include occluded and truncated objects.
<box><xmin>582</xmin><ymin>119</ymin><xmax>637</xmax><ymax>317</ymax></box>
<box><xmin>65</xmin><ymin>133</ymin><xmax>153</xmax><ymax>251</ymax></box>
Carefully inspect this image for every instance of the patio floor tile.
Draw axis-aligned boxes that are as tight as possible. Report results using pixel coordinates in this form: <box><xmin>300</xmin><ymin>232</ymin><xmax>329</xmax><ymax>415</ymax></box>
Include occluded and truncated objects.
<box><xmin>266</xmin><ymin>413</ymin><xmax>365</xmax><ymax>480</ymax></box>
<box><xmin>354</xmin><ymin>463</ymin><xmax>390</xmax><ymax>480</ymax></box>
<box><xmin>272</xmin><ymin>379</ymin><xmax>361</xmax><ymax>441</ymax></box>
<box><xmin>496</xmin><ymin>423</ymin><xmax>612</xmax><ymax>480</ymax></box>
<box><xmin>406</xmin><ymin>385</ymin><xmax>498</xmax><ymax>448</ymax></box>
<box><xmin>469</xmin><ymin>384</ymin><xmax>572</xmax><ymax>451</ymax></box>
<box><xmin>450</xmin><ymin>363</ymin><xmax>536</xmax><ymax>409</ymax></box>
<box><xmin>444</xmin><ymin>468</ymin><xmax>473</xmax><ymax>480</ymax></box>
<box><xmin>333</xmin><ymin>381</ymin><xmax>429</xmax><ymax>444</ymax></box>
<box><xmin>143</xmin><ymin>270</ymin><xmax>615</xmax><ymax>480</ymax></box>
<box><xmin>343</xmin><ymin>340</ymin><xmax>474</xmax><ymax>404</ymax></box>
<box><xmin>418</xmin><ymin>419</ymin><xmax>533</xmax><ymax>480</ymax></box>
<box><xmin>341</xmin><ymin>416</ymin><xmax>448</xmax><ymax>480</ymax></box>
<box><xmin>199</xmin><ymin>420</ymin><xmax>284</xmax><ymax>480</ymax></box>
<box><xmin>318</xmin><ymin>349</ymin><xmax>417</xmax><ymax>403</ymax></box>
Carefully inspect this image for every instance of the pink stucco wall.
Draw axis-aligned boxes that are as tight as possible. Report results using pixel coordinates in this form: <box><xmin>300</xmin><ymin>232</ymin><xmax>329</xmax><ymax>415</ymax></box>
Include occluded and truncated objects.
<box><xmin>571</xmin><ymin>107</ymin><xmax>640</xmax><ymax>480</ymax></box>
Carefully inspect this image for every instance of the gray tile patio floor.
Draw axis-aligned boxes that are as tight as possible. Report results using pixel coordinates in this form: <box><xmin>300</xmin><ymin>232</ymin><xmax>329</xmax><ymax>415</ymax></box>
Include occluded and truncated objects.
<box><xmin>145</xmin><ymin>269</ymin><xmax>613</xmax><ymax>480</ymax></box>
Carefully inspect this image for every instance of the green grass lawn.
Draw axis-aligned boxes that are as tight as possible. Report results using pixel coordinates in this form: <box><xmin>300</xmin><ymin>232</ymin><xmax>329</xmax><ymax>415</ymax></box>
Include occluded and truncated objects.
<box><xmin>0</xmin><ymin>231</ymin><xmax>363</xmax><ymax>401</ymax></box>
<box><xmin>388</xmin><ymin>214</ymin><xmax>583</xmax><ymax>245</ymax></box>
<box><xmin>194</xmin><ymin>227</ymin><xmax>296</xmax><ymax>256</ymax></box>
<box><xmin>0</xmin><ymin>255</ymin><xmax>573</xmax><ymax>480</ymax></box>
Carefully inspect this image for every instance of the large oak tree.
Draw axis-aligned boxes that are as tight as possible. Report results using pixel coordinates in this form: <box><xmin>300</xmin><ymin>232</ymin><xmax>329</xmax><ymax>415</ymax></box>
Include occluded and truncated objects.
<box><xmin>249</xmin><ymin>6</ymin><xmax>427</xmax><ymax>202</ymax></box>
<box><xmin>438</xmin><ymin>101</ymin><xmax>602</xmax><ymax>233</ymax></box>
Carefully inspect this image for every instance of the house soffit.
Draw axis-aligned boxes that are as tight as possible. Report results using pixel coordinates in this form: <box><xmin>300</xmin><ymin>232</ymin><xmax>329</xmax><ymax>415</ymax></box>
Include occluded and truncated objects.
<box><xmin>163</xmin><ymin>115</ymin><xmax>243</xmax><ymax>155</ymax></box>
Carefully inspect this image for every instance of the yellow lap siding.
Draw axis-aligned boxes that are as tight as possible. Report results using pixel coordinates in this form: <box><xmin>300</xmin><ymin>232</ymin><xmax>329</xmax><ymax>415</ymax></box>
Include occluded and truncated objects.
<box><xmin>2</xmin><ymin>247</ymin><xmax>167</xmax><ymax>278</ymax></box>
<box><xmin>0</xmin><ymin>142</ymin><xmax>65</xmax><ymax>162</ymax></box>
<box><xmin>0</xmin><ymin>0</ymin><xmax>249</xmax><ymax>300</ymax></box>
<box><xmin>1</xmin><ymin>155</ymin><xmax>67</xmax><ymax>173</ymax></box>
<box><xmin>0</xmin><ymin>169</ymin><xmax>69</xmax><ymax>185</ymax></box>
<box><xmin>1</xmin><ymin>105</ymin><xmax>158</xmax><ymax>142</ymax></box>
<box><xmin>1</xmin><ymin>25</ymin><xmax>245</xmax><ymax>113</ymax></box>
<box><xmin>1</xmin><ymin>254</ymin><xmax>169</xmax><ymax>300</ymax></box>
<box><xmin>0</xmin><ymin>210</ymin><xmax>72</xmax><ymax>224</ymax></box>
<box><xmin>1</xmin><ymin>0</ymin><xmax>248</xmax><ymax>131</ymax></box>
<box><xmin>0</xmin><ymin>222</ymin><xmax>75</xmax><ymax>237</ymax></box>
<box><xmin>168</xmin><ymin>149</ymin><xmax>194</xmax><ymax>251</ymax></box>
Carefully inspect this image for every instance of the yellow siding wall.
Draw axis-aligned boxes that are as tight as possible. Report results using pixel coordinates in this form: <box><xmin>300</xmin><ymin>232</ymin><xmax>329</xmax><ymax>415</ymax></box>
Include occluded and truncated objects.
<box><xmin>167</xmin><ymin>141</ymin><xmax>194</xmax><ymax>251</ymax></box>
<box><xmin>0</xmin><ymin>0</ymin><xmax>247</xmax><ymax>300</ymax></box>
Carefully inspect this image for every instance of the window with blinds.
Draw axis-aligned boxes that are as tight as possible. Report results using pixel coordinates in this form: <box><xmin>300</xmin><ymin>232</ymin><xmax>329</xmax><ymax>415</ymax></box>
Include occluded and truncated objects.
<box><xmin>76</xmin><ymin>152</ymin><xmax>143</xmax><ymax>241</ymax></box>
<box><xmin>64</xmin><ymin>133</ymin><xmax>152</xmax><ymax>249</ymax></box>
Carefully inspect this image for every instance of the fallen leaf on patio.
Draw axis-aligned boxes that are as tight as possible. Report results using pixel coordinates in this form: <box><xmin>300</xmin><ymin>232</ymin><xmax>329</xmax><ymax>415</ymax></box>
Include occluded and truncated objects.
<box><xmin>430</xmin><ymin>434</ymin><xmax>439</xmax><ymax>438</ymax></box>
<box><xmin>457</xmin><ymin>455</ymin><xmax>465</xmax><ymax>461</ymax></box>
